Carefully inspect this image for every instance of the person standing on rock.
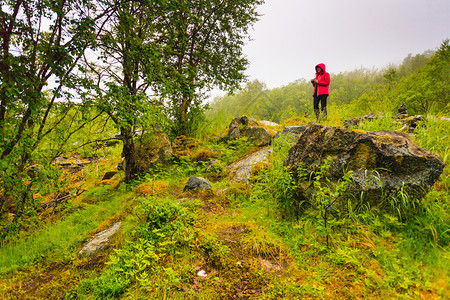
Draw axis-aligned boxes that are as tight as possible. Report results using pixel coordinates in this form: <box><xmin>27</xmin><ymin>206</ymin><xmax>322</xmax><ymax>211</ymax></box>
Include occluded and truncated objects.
<box><xmin>311</xmin><ymin>63</ymin><xmax>330</xmax><ymax>121</ymax></box>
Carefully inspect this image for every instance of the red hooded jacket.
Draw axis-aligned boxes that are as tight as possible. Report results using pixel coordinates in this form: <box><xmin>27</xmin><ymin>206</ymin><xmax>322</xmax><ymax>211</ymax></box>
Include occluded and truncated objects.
<box><xmin>313</xmin><ymin>63</ymin><xmax>330</xmax><ymax>95</ymax></box>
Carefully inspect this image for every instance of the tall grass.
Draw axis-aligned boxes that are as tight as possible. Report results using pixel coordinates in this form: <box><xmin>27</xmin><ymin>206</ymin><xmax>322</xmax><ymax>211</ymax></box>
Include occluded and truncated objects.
<box><xmin>1</xmin><ymin>106</ymin><xmax>448</xmax><ymax>298</ymax></box>
<box><xmin>0</xmin><ymin>186</ymin><xmax>128</xmax><ymax>275</ymax></box>
<box><xmin>414</xmin><ymin>115</ymin><xmax>450</xmax><ymax>163</ymax></box>
<box><xmin>241</xmin><ymin>120</ymin><xmax>449</xmax><ymax>297</ymax></box>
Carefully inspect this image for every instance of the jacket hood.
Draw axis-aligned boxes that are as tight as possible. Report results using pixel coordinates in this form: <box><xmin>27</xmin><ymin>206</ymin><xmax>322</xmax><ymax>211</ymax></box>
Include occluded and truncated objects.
<box><xmin>315</xmin><ymin>63</ymin><xmax>326</xmax><ymax>73</ymax></box>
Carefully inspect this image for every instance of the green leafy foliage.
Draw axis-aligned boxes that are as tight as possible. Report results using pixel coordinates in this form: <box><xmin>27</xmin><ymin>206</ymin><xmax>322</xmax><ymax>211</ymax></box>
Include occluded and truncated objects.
<box><xmin>0</xmin><ymin>5</ymin><xmax>448</xmax><ymax>299</ymax></box>
<box><xmin>250</xmin><ymin>137</ymin><xmax>302</xmax><ymax>219</ymax></box>
<box><xmin>0</xmin><ymin>0</ymin><xmax>108</xmax><ymax>225</ymax></box>
<box><xmin>77</xmin><ymin>197</ymin><xmax>196</xmax><ymax>298</ymax></box>
<box><xmin>151</xmin><ymin>0</ymin><xmax>264</xmax><ymax>136</ymax></box>
<box><xmin>348</xmin><ymin>40</ymin><xmax>449</xmax><ymax>116</ymax></box>
<box><xmin>414</xmin><ymin>115</ymin><xmax>450</xmax><ymax>164</ymax></box>
<box><xmin>309</xmin><ymin>159</ymin><xmax>354</xmax><ymax>248</ymax></box>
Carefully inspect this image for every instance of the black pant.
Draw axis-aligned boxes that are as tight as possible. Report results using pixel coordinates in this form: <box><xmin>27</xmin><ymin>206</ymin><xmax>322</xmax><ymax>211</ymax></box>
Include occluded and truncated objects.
<box><xmin>313</xmin><ymin>94</ymin><xmax>328</xmax><ymax>111</ymax></box>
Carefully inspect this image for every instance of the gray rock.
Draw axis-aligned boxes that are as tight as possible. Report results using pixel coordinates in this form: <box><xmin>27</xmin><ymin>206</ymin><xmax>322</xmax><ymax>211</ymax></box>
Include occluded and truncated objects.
<box><xmin>223</xmin><ymin>116</ymin><xmax>272</xmax><ymax>146</ymax></box>
<box><xmin>274</xmin><ymin>126</ymin><xmax>306</xmax><ymax>144</ymax></box>
<box><xmin>344</xmin><ymin>112</ymin><xmax>384</xmax><ymax>128</ymax></box>
<box><xmin>259</xmin><ymin>120</ymin><xmax>279</xmax><ymax>127</ymax></box>
<box><xmin>102</xmin><ymin>171</ymin><xmax>117</xmax><ymax>180</ymax></box>
<box><xmin>120</xmin><ymin>131</ymin><xmax>172</xmax><ymax>173</ymax></box>
<box><xmin>227</xmin><ymin>146</ymin><xmax>273</xmax><ymax>183</ymax></box>
<box><xmin>78</xmin><ymin>220</ymin><xmax>123</xmax><ymax>257</ymax></box>
<box><xmin>244</xmin><ymin>126</ymin><xmax>272</xmax><ymax>147</ymax></box>
<box><xmin>284</xmin><ymin>123</ymin><xmax>444</xmax><ymax>204</ymax></box>
<box><xmin>280</xmin><ymin>126</ymin><xmax>306</xmax><ymax>135</ymax></box>
<box><xmin>184</xmin><ymin>176</ymin><xmax>212</xmax><ymax>191</ymax></box>
<box><xmin>227</xmin><ymin>116</ymin><xmax>249</xmax><ymax>141</ymax></box>
<box><xmin>54</xmin><ymin>157</ymin><xmax>91</xmax><ymax>170</ymax></box>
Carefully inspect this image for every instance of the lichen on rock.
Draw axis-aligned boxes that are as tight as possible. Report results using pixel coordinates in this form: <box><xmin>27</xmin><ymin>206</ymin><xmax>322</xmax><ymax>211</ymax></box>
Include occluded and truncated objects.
<box><xmin>284</xmin><ymin>123</ymin><xmax>445</xmax><ymax>204</ymax></box>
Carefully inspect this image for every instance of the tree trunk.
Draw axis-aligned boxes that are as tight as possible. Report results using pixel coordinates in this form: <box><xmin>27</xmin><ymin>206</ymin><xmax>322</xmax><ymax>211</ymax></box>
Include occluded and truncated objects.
<box><xmin>121</xmin><ymin>128</ymin><xmax>138</xmax><ymax>182</ymax></box>
<box><xmin>180</xmin><ymin>96</ymin><xmax>189</xmax><ymax>136</ymax></box>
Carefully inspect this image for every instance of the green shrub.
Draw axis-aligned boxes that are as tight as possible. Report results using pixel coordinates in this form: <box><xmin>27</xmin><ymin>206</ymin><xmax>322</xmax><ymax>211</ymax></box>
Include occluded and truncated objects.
<box><xmin>76</xmin><ymin>197</ymin><xmax>196</xmax><ymax>298</ymax></box>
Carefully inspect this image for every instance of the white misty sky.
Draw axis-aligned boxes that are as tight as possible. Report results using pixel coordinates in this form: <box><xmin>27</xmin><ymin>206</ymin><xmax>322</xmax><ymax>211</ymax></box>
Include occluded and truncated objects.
<box><xmin>237</xmin><ymin>0</ymin><xmax>449</xmax><ymax>91</ymax></box>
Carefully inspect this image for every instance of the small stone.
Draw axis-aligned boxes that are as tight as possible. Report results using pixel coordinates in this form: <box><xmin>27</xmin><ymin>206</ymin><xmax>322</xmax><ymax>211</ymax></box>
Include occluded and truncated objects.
<box><xmin>102</xmin><ymin>171</ymin><xmax>117</xmax><ymax>180</ymax></box>
<box><xmin>197</xmin><ymin>270</ymin><xmax>207</xmax><ymax>277</ymax></box>
<box><xmin>183</xmin><ymin>177</ymin><xmax>212</xmax><ymax>191</ymax></box>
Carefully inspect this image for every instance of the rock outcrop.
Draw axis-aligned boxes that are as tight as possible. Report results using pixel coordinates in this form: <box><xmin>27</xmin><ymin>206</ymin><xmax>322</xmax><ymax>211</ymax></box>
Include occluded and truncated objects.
<box><xmin>78</xmin><ymin>220</ymin><xmax>123</xmax><ymax>257</ymax></box>
<box><xmin>344</xmin><ymin>112</ymin><xmax>384</xmax><ymax>128</ymax></box>
<box><xmin>244</xmin><ymin>126</ymin><xmax>272</xmax><ymax>147</ymax></box>
<box><xmin>227</xmin><ymin>146</ymin><xmax>273</xmax><ymax>183</ymax></box>
<box><xmin>54</xmin><ymin>156</ymin><xmax>91</xmax><ymax>170</ymax></box>
<box><xmin>259</xmin><ymin>120</ymin><xmax>279</xmax><ymax>127</ymax></box>
<box><xmin>227</xmin><ymin>116</ymin><xmax>249</xmax><ymax>141</ymax></box>
<box><xmin>284</xmin><ymin>123</ymin><xmax>445</xmax><ymax>203</ymax></box>
<box><xmin>223</xmin><ymin>116</ymin><xmax>272</xmax><ymax>147</ymax></box>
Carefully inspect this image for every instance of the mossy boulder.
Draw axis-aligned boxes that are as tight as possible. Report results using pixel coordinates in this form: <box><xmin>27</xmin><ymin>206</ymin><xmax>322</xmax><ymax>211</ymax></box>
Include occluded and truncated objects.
<box><xmin>133</xmin><ymin>131</ymin><xmax>172</xmax><ymax>172</ymax></box>
<box><xmin>284</xmin><ymin>123</ymin><xmax>445</xmax><ymax>204</ymax></box>
<box><xmin>223</xmin><ymin>116</ymin><xmax>271</xmax><ymax>147</ymax></box>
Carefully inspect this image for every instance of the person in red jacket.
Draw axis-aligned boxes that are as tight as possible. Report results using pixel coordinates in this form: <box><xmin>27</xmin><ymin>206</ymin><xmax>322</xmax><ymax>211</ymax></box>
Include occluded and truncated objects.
<box><xmin>311</xmin><ymin>63</ymin><xmax>330</xmax><ymax>121</ymax></box>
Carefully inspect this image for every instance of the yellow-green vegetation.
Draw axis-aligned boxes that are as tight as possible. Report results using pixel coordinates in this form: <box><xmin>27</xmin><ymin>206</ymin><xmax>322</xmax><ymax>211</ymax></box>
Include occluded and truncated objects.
<box><xmin>136</xmin><ymin>180</ymin><xmax>170</xmax><ymax>196</ymax></box>
<box><xmin>0</xmin><ymin>114</ymin><xmax>448</xmax><ymax>299</ymax></box>
<box><xmin>0</xmin><ymin>41</ymin><xmax>448</xmax><ymax>299</ymax></box>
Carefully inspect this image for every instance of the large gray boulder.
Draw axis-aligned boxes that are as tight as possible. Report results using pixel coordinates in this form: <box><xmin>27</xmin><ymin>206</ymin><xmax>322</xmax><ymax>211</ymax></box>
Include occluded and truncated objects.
<box><xmin>284</xmin><ymin>123</ymin><xmax>444</xmax><ymax>204</ymax></box>
<box><xmin>227</xmin><ymin>116</ymin><xmax>249</xmax><ymax>140</ymax></box>
<box><xmin>244</xmin><ymin>126</ymin><xmax>272</xmax><ymax>147</ymax></box>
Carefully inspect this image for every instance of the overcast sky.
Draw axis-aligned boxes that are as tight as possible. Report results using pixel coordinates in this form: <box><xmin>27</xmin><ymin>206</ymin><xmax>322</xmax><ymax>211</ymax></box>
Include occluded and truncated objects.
<box><xmin>240</xmin><ymin>0</ymin><xmax>449</xmax><ymax>90</ymax></box>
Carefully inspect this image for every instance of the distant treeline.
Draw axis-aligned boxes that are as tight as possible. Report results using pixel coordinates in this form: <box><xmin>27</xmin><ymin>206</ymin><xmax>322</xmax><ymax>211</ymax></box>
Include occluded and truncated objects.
<box><xmin>209</xmin><ymin>40</ymin><xmax>448</xmax><ymax>122</ymax></box>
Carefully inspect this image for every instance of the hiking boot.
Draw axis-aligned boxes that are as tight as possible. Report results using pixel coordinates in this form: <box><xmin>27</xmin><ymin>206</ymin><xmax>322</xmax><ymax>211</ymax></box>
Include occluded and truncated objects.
<box><xmin>321</xmin><ymin>107</ymin><xmax>327</xmax><ymax>121</ymax></box>
<box><xmin>314</xmin><ymin>109</ymin><xmax>320</xmax><ymax>121</ymax></box>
